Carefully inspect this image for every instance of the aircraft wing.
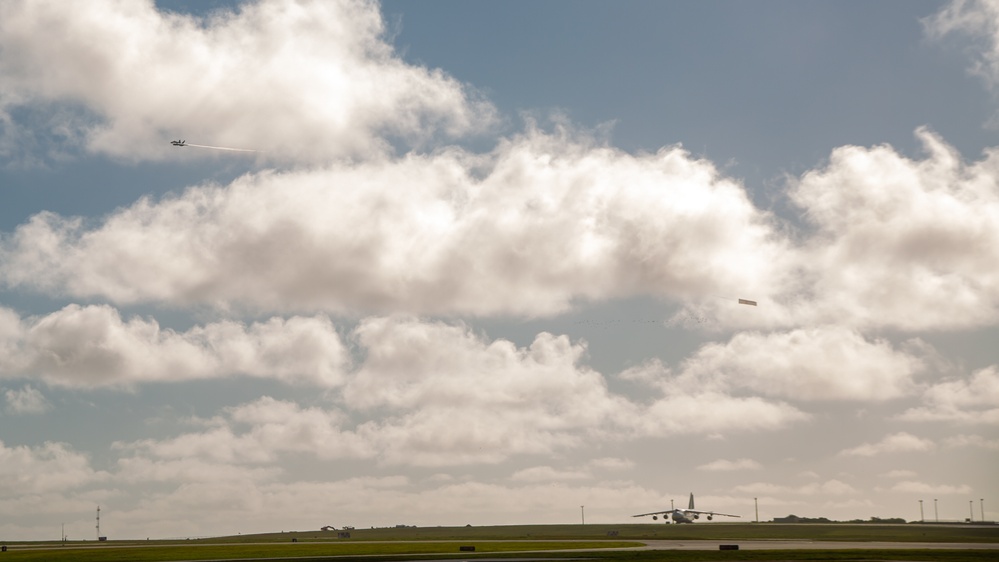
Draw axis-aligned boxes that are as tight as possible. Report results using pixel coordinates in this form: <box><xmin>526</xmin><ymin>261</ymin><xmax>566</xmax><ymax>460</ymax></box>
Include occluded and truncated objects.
<box><xmin>685</xmin><ymin>509</ymin><xmax>740</xmax><ymax>518</ymax></box>
<box><xmin>632</xmin><ymin>510</ymin><xmax>672</xmax><ymax>518</ymax></box>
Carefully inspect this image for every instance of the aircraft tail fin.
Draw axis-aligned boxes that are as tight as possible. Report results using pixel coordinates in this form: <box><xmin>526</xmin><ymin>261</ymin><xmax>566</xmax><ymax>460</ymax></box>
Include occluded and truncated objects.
<box><xmin>689</xmin><ymin>493</ymin><xmax>695</xmax><ymax>510</ymax></box>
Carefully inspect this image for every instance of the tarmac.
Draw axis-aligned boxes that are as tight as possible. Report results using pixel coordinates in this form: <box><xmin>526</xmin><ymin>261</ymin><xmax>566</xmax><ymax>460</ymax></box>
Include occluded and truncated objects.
<box><xmin>637</xmin><ymin>539</ymin><xmax>999</xmax><ymax>550</ymax></box>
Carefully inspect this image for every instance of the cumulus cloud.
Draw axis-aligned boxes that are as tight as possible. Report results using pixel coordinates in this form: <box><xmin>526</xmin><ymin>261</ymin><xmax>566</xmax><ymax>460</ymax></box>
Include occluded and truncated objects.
<box><xmin>362</xmin><ymin>317</ymin><xmax>813</xmax><ymax>446</ymax></box>
<box><xmin>115</xmin><ymin>456</ymin><xmax>282</xmax><ymax>487</ymax></box>
<box><xmin>881</xmin><ymin>469</ymin><xmax>919</xmax><ymax>479</ymax></box>
<box><xmin>588</xmin><ymin>457</ymin><xmax>635</xmax><ymax>471</ymax></box>
<box><xmin>788</xmin><ymin>128</ymin><xmax>999</xmax><ymax>330</ymax></box>
<box><xmin>5</xmin><ymin>125</ymin><xmax>995</xmax><ymax>332</ymax></box>
<box><xmin>0</xmin><ymin>304</ymin><xmax>349</xmax><ymax>387</ymax></box>
<box><xmin>733</xmin><ymin>479</ymin><xmax>859</xmax><ymax>496</ymax></box>
<box><xmin>618</xmin><ymin>359</ymin><xmax>810</xmax><ymax>435</ymax></box>
<box><xmin>1</xmin><ymin>0</ymin><xmax>996</xmax><ymax>539</ymax></box>
<box><xmin>698</xmin><ymin>458</ymin><xmax>762</xmax><ymax>471</ymax></box>
<box><xmin>0</xmin><ymin>440</ymin><xmax>107</xmax><ymax>495</ymax></box>
<box><xmin>344</xmin><ymin>317</ymin><xmax>646</xmax><ymax>465</ymax></box>
<box><xmin>677</xmin><ymin>327</ymin><xmax>927</xmax><ymax>401</ymax></box>
<box><xmin>509</xmin><ymin>466</ymin><xmax>590</xmax><ymax>482</ymax></box>
<box><xmin>0</xmin><ymin>309</ymin><xmax>806</xmax><ymax>452</ymax></box>
<box><xmin>889</xmin><ymin>480</ymin><xmax>972</xmax><ymax>495</ymax></box>
<box><xmin>117</xmin><ymin>397</ymin><xmax>375</xmax><ymax>464</ymax></box>
<box><xmin>635</xmin><ymin>391</ymin><xmax>809</xmax><ymax>435</ymax></box>
<box><xmin>926</xmin><ymin>0</ymin><xmax>999</xmax><ymax>92</ymax></box>
<box><xmin>0</xmin><ymin>0</ymin><xmax>495</xmax><ymax>164</ymax></box>
<box><xmin>897</xmin><ymin>366</ymin><xmax>999</xmax><ymax>424</ymax></box>
<box><xmin>945</xmin><ymin>434</ymin><xmax>999</xmax><ymax>449</ymax></box>
<box><xmin>95</xmin><ymin>316</ymin><xmax>811</xmax><ymax>468</ymax></box>
<box><xmin>0</xmin><ymin>126</ymin><xmax>789</xmax><ymax>317</ymax></box>
<box><xmin>839</xmin><ymin>432</ymin><xmax>936</xmax><ymax>457</ymax></box>
<box><xmin>3</xmin><ymin>385</ymin><xmax>50</xmax><ymax>414</ymax></box>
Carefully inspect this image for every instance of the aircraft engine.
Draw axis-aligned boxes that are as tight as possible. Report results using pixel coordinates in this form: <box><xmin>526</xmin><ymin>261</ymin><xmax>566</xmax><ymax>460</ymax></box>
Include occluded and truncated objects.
<box><xmin>693</xmin><ymin>514</ymin><xmax>699</xmax><ymax>519</ymax></box>
<box><xmin>652</xmin><ymin>515</ymin><xmax>658</xmax><ymax>520</ymax></box>
<box><xmin>707</xmin><ymin>515</ymin><xmax>713</xmax><ymax>521</ymax></box>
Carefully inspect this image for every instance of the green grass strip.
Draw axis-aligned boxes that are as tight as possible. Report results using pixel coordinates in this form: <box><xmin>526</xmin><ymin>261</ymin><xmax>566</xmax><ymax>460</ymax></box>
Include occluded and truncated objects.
<box><xmin>0</xmin><ymin>540</ymin><xmax>640</xmax><ymax>561</ymax></box>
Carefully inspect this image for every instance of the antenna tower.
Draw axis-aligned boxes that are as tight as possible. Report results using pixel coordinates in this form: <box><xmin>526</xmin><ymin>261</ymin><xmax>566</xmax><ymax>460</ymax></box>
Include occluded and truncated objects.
<box><xmin>96</xmin><ymin>505</ymin><xmax>100</xmax><ymax>540</ymax></box>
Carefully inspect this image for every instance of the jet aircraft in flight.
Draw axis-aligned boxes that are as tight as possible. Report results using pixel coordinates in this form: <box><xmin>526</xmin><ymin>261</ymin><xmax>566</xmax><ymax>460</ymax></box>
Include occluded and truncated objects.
<box><xmin>633</xmin><ymin>493</ymin><xmax>740</xmax><ymax>523</ymax></box>
<box><xmin>170</xmin><ymin>140</ymin><xmax>186</xmax><ymax>146</ymax></box>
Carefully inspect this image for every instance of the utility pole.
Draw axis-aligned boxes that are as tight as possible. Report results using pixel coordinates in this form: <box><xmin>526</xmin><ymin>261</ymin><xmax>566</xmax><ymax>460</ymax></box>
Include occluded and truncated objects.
<box><xmin>580</xmin><ymin>505</ymin><xmax>585</xmax><ymax>525</ymax></box>
<box><xmin>934</xmin><ymin>499</ymin><xmax>938</xmax><ymax>522</ymax></box>
<box><xmin>970</xmin><ymin>500</ymin><xmax>974</xmax><ymax>522</ymax></box>
<box><xmin>755</xmin><ymin>498</ymin><xmax>759</xmax><ymax>523</ymax></box>
<box><xmin>982</xmin><ymin>499</ymin><xmax>986</xmax><ymax>522</ymax></box>
<box><xmin>919</xmin><ymin>500</ymin><xmax>924</xmax><ymax>522</ymax></box>
<box><xmin>96</xmin><ymin>506</ymin><xmax>100</xmax><ymax>540</ymax></box>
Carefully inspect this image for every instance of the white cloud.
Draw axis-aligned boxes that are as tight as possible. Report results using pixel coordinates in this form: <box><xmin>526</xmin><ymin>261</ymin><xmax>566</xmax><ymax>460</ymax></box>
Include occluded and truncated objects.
<box><xmin>0</xmin><ymin>305</ymin><xmax>349</xmax><ymax>387</ymax></box>
<box><xmin>3</xmin><ymin>385</ymin><xmax>50</xmax><ymax>414</ymax></box>
<box><xmin>636</xmin><ymin>391</ymin><xmax>809</xmax><ymax>435</ymax></box>
<box><xmin>588</xmin><ymin>457</ymin><xmax>635</xmax><ymax>471</ymax></box>
<box><xmin>945</xmin><ymin>434</ymin><xmax>999</xmax><ymax>449</ymax></box>
<box><xmin>881</xmin><ymin>469</ymin><xmax>919</xmax><ymax>479</ymax></box>
<box><xmin>0</xmin><ymin>307</ymin><xmax>24</xmax><ymax>371</ymax></box>
<box><xmin>117</xmin><ymin>397</ymin><xmax>376</xmax><ymax>464</ymax></box>
<box><xmin>344</xmin><ymin>317</ymin><xmax>638</xmax><ymax>465</ymax></box>
<box><xmin>0</xmin><ymin>440</ymin><xmax>107</xmax><ymax>495</ymax></box>
<box><xmin>4</xmin><ymin>98</ymin><xmax>996</xmax><ymax>334</ymax></box>
<box><xmin>618</xmin><ymin>359</ymin><xmax>811</xmax><ymax>439</ymax></box>
<box><xmin>787</xmin><ymin>128</ymin><xmax>999</xmax><ymax>330</ymax></box>
<box><xmin>0</xmin><ymin>126</ymin><xmax>789</xmax><ymax>318</ymax></box>
<box><xmin>698</xmin><ymin>458</ymin><xmax>762</xmax><ymax>471</ymax></box>
<box><xmin>509</xmin><ymin>466</ymin><xmax>590</xmax><ymax>482</ymax></box>
<box><xmin>617</xmin><ymin>361</ymin><xmax>810</xmax><ymax>435</ymax></box>
<box><xmin>0</xmin><ymin>0</ymin><xmax>496</xmax><ymax>165</ymax></box>
<box><xmin>839</xmin><ymin>432</ymin><xmax>936</xmax><ymax>457</ymax></box>
<box><xmin>732</xmin><ymin>479</ymin><xmax>859</xmax><ymax>496</ymax></box>
<box><xmin>897</xmin><ymin>366</ymin><xmax>999</xmax><ymax>424</ymax></box>
<box><xmin>0</xmin><ymin>0</ymin><xmax>996</xmax><ymax>541</ymax></box>
<box><xmin>889</xmin><ymin>481</ymin><xmax>973</xmax><ymax>495</ymax></box>
<box><xmin>678</xmin><ymin>327</ymin><xmax>927</xmax><ymax>401</ymax></box>
<box><xmin>97</xmin><ymin>316</ymin><xmax>812</xmax><ymax>469</ymax></box>
<box><xmin>925</xmin><ymin>366</ymin><xmax>999</xmax><ymax>406</ymax></box>
<box><xmin>926</xmin><ymin>0</ymin><xmax>999</xmax><ymax>92</ymax></box>
<box><xmin>114</xmin><ymin>456</ymin><xmax>282</xmax><ymax>486</ymax></box>
<box><xmin>0</xmin><ymin>310</ymin><xmax>808</xmax><ymax>461</ymax></box>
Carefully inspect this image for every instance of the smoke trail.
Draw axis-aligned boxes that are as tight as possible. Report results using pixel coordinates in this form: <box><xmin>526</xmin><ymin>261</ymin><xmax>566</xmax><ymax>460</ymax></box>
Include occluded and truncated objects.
<box><xmin>185</xmin><ymin>143</ymin><xmax>259</xmax><ymax>153</ymax></box>
<box><xmin>709</xmin><ymin>294</ymin><xmax>758</xmax><ymax>306</ymax></box>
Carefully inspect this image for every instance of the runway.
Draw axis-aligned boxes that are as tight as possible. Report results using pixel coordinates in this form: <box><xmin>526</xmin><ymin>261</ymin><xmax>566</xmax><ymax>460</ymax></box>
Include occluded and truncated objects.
<box><xmin>637</xmin><ymin>539</ymin><xmax>999</xmax><ymax>551</ymax></box>
<box><xmin>4</xmin><ymin>537</ymin><xmax>997</xmax><ymax>562</ymax></box>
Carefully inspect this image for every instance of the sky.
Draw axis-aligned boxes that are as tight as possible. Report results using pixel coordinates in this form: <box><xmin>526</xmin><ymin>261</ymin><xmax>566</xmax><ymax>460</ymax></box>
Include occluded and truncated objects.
<box><xmin>0</xmin><ymin>0</ymin><xmax>997</xmax><ymax>540</ymax></box>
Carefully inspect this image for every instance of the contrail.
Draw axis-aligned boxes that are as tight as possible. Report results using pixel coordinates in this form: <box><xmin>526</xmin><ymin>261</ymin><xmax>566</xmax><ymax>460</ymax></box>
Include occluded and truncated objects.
<box><xmin>710</xmin><ymin>294</ymin><xmax>758</xmax><ymax>306</ymax></box>
<box><xmin>185</xmin><ymin>143</ymin><xmax>259</xmax><ymax>153</ymax></box>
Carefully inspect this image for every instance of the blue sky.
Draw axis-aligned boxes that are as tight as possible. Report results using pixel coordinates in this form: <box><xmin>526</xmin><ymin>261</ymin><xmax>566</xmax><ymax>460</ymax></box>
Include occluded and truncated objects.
<box><xmin>1</xmin><ymin>0</ymin><xmax>997</xmax><ymax>539</ymax></box>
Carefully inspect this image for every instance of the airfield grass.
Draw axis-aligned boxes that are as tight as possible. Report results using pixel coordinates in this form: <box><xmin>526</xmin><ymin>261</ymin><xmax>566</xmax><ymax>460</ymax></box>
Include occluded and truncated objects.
<box><xmin>2</xmin><ymin>546</ymin><xmax>997</xmax><ymax>562</ymax></box>
<box><xmin>0</xmin><ymin>541</ymin><xmax>637</xmax><ymax>562</ymax></box>
<box><xmin>2</xmin><ymin>523</ymin><xmax>997</xmax><ymax>562</ymax></box>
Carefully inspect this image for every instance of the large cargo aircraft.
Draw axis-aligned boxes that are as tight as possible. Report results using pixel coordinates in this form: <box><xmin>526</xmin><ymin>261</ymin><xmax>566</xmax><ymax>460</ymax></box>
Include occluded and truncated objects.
<box><xmin>633</xmin><ymin>493</ymin><xmax>740</xmax><ymax>523</ymax></box>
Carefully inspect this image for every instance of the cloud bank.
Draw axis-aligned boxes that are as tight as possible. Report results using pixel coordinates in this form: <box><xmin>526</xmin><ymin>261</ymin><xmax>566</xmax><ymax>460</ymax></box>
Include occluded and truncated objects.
<box><xmin>0</xmin><ymin>305</ymin><xmax>348</xmax><ymax>387</ymax></box>
<box><xmin>0</xmin><ymin>0</ymin><xmax>496</xmax><ymax>164</ymax></box>
<box><xmin>0</xmin><ymin>0</ymin><xmax>997</xmax><ymax>538</ymax></box>
<box><xmin>0</xmin><ymin>126</ymin><xmax>788</xmax><ymax>317</ymax></box>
